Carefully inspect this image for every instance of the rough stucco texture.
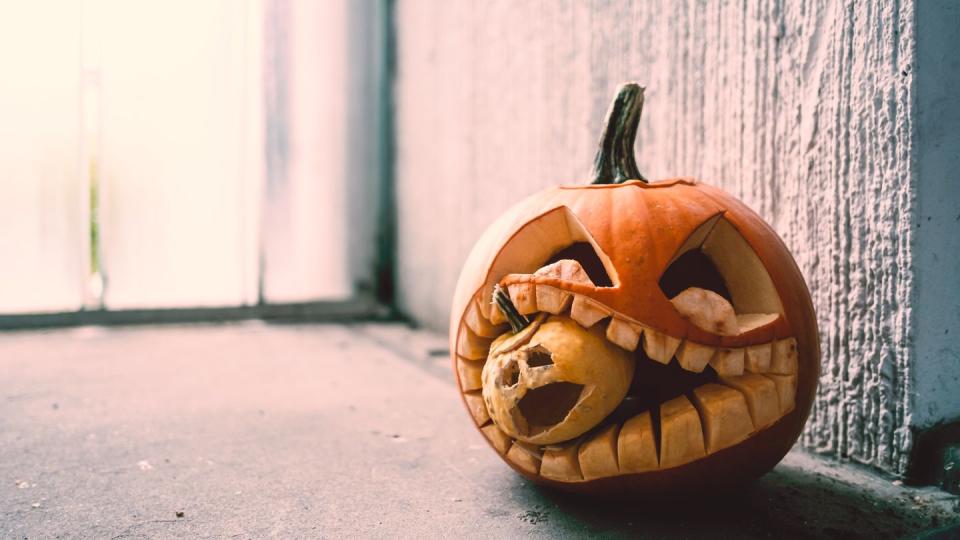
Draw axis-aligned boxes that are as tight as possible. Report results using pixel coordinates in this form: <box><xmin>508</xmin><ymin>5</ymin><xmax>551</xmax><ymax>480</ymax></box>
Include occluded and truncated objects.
<box><xmin>393</xmin><ymin>1</ymin><xmax>915</xmax><ymax>474</ymax></box>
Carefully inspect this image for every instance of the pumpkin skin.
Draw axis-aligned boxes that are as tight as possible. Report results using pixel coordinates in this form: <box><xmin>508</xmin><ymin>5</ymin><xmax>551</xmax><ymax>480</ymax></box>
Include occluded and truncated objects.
<box><xmin>449</xmin><ymin>84</ymin><xmax>819</xmax><ymax>496</ymax></box>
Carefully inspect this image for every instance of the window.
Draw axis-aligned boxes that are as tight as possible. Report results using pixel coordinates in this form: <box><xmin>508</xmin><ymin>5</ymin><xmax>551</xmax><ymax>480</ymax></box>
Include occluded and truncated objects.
<box><xmin>0</xmin><ymin>0</ymin><xmax>388</xmax><ymax>320</ymax></box>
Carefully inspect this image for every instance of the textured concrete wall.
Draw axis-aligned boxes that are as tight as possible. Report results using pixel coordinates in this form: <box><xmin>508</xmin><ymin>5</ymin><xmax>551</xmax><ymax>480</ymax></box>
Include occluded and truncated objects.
<box><xmin>393</xmin><ymin>1</ymin><xmax>916</xmax><ymax>473</ymax></box>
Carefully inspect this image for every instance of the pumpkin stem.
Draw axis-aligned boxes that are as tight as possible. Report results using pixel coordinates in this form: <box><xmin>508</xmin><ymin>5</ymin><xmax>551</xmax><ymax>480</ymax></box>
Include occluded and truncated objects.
<box><xmin>493</xmin><ymin>284</ymin><xmax>530</xmax><ymax>333</ymax></box>
<box><xmin>591</xmin><ymin>83</ymin><xmax>647</xmax><ymax>184</ymax></box>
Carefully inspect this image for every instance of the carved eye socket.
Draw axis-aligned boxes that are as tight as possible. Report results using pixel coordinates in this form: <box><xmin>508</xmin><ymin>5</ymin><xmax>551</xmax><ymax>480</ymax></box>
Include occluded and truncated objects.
<box><xmin>501</xmin><ymin>359</ymin><xmax>521</xmax><ymax>387</ymax></box>
<box><xmin>524</xmin><ymin>346</ymin><xmax>554</xmax><ymax>368</ymax></box>
<box><xmin>660</xmin><ymin>214</ymin><xmax>783</xmax><ymax>336</ymax></box>
<box><xmin>483</xmin><ymin>206</ymin><xmax>620</xmax><ymax>290</ymax></box>
<box><xmin>542</xmin><ymin>242</ymin><xmax>613</xmax><ymax>287</ymax></box>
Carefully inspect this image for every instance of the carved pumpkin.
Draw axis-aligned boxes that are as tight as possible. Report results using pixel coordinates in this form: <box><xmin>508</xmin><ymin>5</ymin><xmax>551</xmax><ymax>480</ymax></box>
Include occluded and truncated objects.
<box><xmin>450</xmin><ymin>83</ymin><xmax>819</xmax><ymax>495</ymax></box>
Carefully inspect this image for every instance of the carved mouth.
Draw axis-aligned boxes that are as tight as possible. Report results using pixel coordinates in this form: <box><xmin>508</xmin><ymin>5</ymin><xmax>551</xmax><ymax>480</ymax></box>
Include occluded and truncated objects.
<box><xmin>455</xmin><ymin>288</ymin><xmax>798</xmax><ymax>483</ymax></box>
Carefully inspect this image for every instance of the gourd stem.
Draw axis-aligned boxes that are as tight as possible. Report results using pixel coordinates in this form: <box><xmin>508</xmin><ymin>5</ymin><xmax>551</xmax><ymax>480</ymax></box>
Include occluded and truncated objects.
<box><xmin>493</xmin><ymin>285</ymin><xmax>530</xmax><ymax>333</ymax></box>
<box><xmin>591</xmin><ymin>83</ymin><xmax>647</xmax><ymax>184</ymax></box>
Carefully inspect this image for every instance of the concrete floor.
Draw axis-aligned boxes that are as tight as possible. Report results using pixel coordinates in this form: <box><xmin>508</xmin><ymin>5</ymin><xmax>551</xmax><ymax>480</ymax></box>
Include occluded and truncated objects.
<box><xmin>1</xmin><ymin>322</ymin><xmax>957</xmax><ymax>539</ymax></box>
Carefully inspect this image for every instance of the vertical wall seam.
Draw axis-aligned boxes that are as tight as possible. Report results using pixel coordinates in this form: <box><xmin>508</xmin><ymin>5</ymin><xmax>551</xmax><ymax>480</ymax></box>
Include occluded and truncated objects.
<box><xmin>376</xmin><ymin>0</ymin><xmax>398</xmax><ymax>307</ymax></box>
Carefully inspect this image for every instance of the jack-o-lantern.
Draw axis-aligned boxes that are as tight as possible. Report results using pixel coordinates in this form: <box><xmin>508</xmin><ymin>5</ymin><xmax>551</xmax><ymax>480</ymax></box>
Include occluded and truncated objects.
<box><xmin>450</xmin><ymin>83</ymin><xmax>819</xmax><ymax>496</ymax></box>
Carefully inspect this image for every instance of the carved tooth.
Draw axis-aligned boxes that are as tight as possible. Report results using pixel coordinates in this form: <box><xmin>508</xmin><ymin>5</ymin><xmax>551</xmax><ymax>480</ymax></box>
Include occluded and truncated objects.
<box><xmin>765</xmin><ymin>374</ymin><xmax>797</xmax><ymax>414</ymax></box>
<box><xmin>463</xmin><ymin>297</ymin><xmax>504</xmax><ymax>338</ymax></box>
<box><xmin>534</xmin><ymin>259</ymin><xmax>594</xmax><ymax>285</ymax></box>
<box><xmin>506</xmin><ymin>441</ymin><xmax>542</xmax><ymax>475</ymax></box>
<box><xmin>579</xmin><ymin>424</ymin><xmax>621</xmax><ymax>480</ymax></box>
<box><xmin>659</xmin><ymin>395</ymin><xmax>706</xmax><ymax>469</ymax></box>
<box><xmin>745</xmin><ymin>343</ymin><xmax>772</xmax><ymax>373</ymax></box>
<box><xmin>676</xmin><ymin>341</ymin><xmax>715</xmax><ymax>373</ymax></box>
<box><xmin>457</xmin><ymin>325</ymin><xmax>493</xmax><ymax>360</ymax></box>
<box><xmin>541</xmin><ymin>442</ymin><xmax>583</xmax><ymax>482</ymax></box>
<box><xmin>481</xmin><ymin>424</ymin><xmax>512</xmax><ymax>455</ymax></box>
<box><xmin>710</xmin><ymin>348</ymin><xmax>745</xmax><ymax>377</ymax></box>
<box><xmin>670</xmin><ymin>287</ymin><xmax>739</xmax><ymax>336</ymax></box>
<box><xmin>720</xmin><ymin>373</ymin><xmax>781</xmax><ymax>429</ymax></box>
<box><xmin>770</xmin><ymin>338</ymin><xmax>798</xmax><ymax>375</ymax></box>
<box><xmin>535</xmin><ymin>285</ymin><xmax>572</xmax><ymax>314</ymax></box>
<box><xmin>606</xmin><ymin>318</ymin><xmax>642</xmax><ymax>351</ymax></box>
<box><xmin>617</xmin><ymin>412</ymin><xmax>658</xmax><ymax>473</ymax></box>
<box><xmin>507</xmin><ymin>283</ymin><xmax>538</xmax><ymax>315</ymax></box>
<box><xmin>456</xmin><ymin>357</ymin><xmax>484</xmax><ymax>392</ymax></box>
<box><xmin>642</xmin><ymin>328</ymin><xmax>681</xmax><ymax>364</ymax></box>
<box><xmin>569</xmin><ymin>295</ymin><xmax>611</xmax><ymax>328</ymax></box>
<box><xmin>462</xmin><ymin>391</ymin><xmax>490</xmax><ymax>426</ymax></box>
<box><xmin>691</xmin><ymin>384</ymin><xmax>755</xmax><ymax>454</ymax></box>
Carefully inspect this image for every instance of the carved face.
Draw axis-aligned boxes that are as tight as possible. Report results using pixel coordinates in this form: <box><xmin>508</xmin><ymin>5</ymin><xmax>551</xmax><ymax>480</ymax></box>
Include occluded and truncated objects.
<box><xmin>450</xmin><ymin>179</ymin><xmax>819</xmax><ymax>495</ymax></box>
<box><xmin>481</xmin><ymin>313</ymin><xmax>634</xmax><ymax>445</ymax></box>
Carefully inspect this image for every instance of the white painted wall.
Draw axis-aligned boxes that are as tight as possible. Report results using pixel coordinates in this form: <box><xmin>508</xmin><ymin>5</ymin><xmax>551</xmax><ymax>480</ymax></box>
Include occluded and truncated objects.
<box><xmin>0</xmin><ymin>3</ymin><xmax>86</xmax><ymax>314</ymax></box>
<box><xmin>394</xmin><ymin>0</ymin><xmax>923</xmax><ymax>474</ymax></box>
<box><xmin>93</xmin><ymin>0</ymin><xmax>261</xmax><ymax>309</ymax></box>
